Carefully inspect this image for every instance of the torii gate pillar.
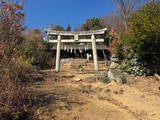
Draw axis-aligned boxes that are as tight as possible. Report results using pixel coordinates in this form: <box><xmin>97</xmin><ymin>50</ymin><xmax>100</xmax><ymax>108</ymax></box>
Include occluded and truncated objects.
<box><xmin>55</xmin><ymin>35</ymin><xmax>61</xmax><ymax>72</ymax></box>
<box><xmin>91</xmin><ymin>34</ymin><xmax>99</xmax><ymax>72</ymax></box>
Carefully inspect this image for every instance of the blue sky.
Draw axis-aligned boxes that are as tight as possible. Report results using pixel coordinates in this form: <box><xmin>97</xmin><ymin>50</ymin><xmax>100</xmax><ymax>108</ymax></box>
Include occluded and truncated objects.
<box><xmin>24</xmin><ymin>0</ymin><xmax>116</xmax><ymax>29</ymax></box>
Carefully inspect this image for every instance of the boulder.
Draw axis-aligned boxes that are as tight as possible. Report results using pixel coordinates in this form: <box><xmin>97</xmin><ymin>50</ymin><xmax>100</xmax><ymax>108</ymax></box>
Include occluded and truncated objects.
<box><xmin>108</xmin><ymin>69</ymin><xmax>134</xmax><ymax>84</ymax></box>
<box><xmin>96</xmin><ymin>72</ymin><xmax>110</xmax><ymax>84</ymax></box>
<box><xmin>84</xmin><ymin>77</ymin><xmax>96</xmax><ymax>83</ymax></box>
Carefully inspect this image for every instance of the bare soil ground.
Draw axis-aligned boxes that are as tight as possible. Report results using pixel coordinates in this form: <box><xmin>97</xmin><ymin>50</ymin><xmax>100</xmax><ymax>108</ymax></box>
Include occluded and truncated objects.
<box><xmin>31</xmin><ymin>59</ymin><xmax>160</xmax><ymax>120</ymax></box>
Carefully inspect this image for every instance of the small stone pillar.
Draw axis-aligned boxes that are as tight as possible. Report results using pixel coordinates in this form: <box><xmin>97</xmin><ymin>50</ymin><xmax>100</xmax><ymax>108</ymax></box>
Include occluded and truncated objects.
<box><xmin>109</xmin><ymin>55</ymin><xmax>119</xmax><ymax>69</ymax></box>
<box><xmin>55</xmin><ymin>35</ymin><xmax>61</xmax><ymax>72</ymax></box>
<box><xmin>87</xmin><ymin>53</ymin><xmax>90</xmax><ymax>61</ymax></box>
<box><xmin>91</xmin><ymin>34</ymin><xmax>99</xmax><ymax>72</ymax></box>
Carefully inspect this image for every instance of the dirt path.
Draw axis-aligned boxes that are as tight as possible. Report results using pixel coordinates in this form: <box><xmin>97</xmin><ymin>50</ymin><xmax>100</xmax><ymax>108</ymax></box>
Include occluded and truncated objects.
<box><xmin>33</xmin><ymin>59</ymin><xmax>160</xmax><ymax>120</ymax></box>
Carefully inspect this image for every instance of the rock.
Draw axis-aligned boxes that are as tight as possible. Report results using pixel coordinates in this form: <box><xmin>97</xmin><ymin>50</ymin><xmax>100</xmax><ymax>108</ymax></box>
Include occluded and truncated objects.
<box><xmin>80</xmin><ymin>85</ymin><xmax>93</xmax><ymax>94</ymax></box>
<box><xmin>81</xmin><ymin>90</ymin><xmax>90</xmax><ymax>94</ymax></box>
<box><xmin>84</xmin><ymin>77</ymin><xmax>96</xmax><ymax>83</ymax></box>
<box><xmin>32</xmin><ymin>73</ymin><xmax>44</xmax><ymax>82</ymax></box>
<box><xmin>98</xmin><ymin>95</ymin><xmax>107</xmax><ymax>100</ymax></box>
<box><xmin>61</xmin><ymin>74</ymin><xmax>74</xmax><ymax>78</ymax></box>
<box><xmin>108</xmin><ymin>69</ymin><xmax>134</xmax><ymax>84</ymax></box>
<box><xmin>96</xmin><ymin>72</ymin><xmax>110</xmax><ymax>83</ymax></box>
<box><xmin>80</xmin><ymin>68</ymin><xmax>84</xmax><ymax>71</ymax></box>
<box><xmin>108</xmin><ymin>69</ymin><xmax>126</xmax><ymax>84</ymax></box>
<box><xmin>113</xmin><ymin>89</ymin><xmax>123</xmax><ymax>94</ymax></box>
<box><xmin>32</xmin><ymin>65</ymin><xmax>39</xmax><ymax>71</ymax></box>
<box><xmin>72</xmin><ymin>78</ymin><xmax>82</xmax><ymax>82</ymax></box>
<box><xmin>145</xmin><ymin>68</ymin><xmax>154</xmax><ymax>76</ymax></box>
<box><xmin>105</xmin><ymin>89</ymin><xmax>111</xmax><ymax>93</ymax></box>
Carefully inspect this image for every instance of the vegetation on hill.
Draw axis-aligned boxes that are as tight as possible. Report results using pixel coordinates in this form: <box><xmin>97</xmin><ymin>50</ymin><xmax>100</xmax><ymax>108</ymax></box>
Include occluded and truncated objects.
<box><xmin>101</xmin><ymin>1</ymin><xmax>160</xmax><ymax>76</ymax></box>
<box><xmin>120</xmin><ymin>2</ymin><xmax>160</xmax><ymax>75</ymax></box>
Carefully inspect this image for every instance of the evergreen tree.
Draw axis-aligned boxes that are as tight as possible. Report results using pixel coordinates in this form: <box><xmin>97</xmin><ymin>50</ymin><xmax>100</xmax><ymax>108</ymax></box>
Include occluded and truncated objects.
<box><xmin>66</xmin><ymin>24</ymin><xmax>71</xmax><ymax>31</ymax></box>
<box><xmin>52</xmin><ymin>25</ymin><xmax>64</xmax><ymax>31</ymax></box>
<box><xmin>80</xmin><ymin>18</ymin><xmax>104</xmax><ymax>31</ymax></box>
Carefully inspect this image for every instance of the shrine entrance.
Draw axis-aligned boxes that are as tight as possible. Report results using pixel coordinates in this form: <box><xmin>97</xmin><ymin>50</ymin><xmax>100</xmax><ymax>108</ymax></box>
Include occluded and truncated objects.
<box><xmin>45</xmin><ymin>28</ymin><xmax>107</xmax><ymax>72</ymax></box>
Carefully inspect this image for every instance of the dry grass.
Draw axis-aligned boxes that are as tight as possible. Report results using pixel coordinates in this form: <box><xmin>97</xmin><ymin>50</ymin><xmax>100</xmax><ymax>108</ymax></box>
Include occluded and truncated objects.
<box><xmin>29</xmin><ymin>59</ymin><xmax>160</xmax><ymax>120</ymax></box>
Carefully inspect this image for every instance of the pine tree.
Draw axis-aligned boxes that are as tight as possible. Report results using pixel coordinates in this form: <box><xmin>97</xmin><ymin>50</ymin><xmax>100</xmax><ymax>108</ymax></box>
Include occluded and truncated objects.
<box><xmin>66</xmin><ymin>24</ymin><xmax>71</xmax><ymax>31</ymax></box>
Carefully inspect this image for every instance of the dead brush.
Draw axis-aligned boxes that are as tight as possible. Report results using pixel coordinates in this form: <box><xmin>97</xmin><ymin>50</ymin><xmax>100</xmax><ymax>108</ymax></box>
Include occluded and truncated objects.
<box><xmin>0</xmin><ymin>60</ymin><xmax>39</xmax><ymax>120</ymax></box>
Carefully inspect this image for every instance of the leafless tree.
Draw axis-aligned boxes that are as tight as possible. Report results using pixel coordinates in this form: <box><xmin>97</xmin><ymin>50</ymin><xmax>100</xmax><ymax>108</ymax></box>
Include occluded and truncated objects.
<box><xmin>0</xmin><ymin>0</ymin><xmax>24</xmax><ymax>63</ymax></box>
<box><xmin>101</xmin><ymin>0</ymin><xmax>143</xmax><ymax>55</ymax></box>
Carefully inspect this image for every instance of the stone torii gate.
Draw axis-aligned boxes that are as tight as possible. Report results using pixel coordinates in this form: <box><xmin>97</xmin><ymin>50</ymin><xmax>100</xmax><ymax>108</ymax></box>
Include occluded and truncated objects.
<box><xmin>45</xmin><ymin>28</ymin><xmax>107</xmax><ymax>72</ymax></box>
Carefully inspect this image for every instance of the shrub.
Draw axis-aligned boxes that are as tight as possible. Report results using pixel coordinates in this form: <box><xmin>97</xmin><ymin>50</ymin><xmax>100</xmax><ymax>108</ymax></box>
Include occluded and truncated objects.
<box><xmin>0</xmin><ymin>57</ymin><xmax>36</xmax><ymax>120</ymax></box>
<box><xmin>23</xmin><ymin>30</ymin><xmax>54</xmax><ymax>69</ymax></box>
<box><xmin>121</xmin><ymin>53</ymin><xmax>154</xmax><ymax>76</ymax></box>
<box><xmin>37</xmin><ymin>51</ymin><xmax>53</xmax><ymax>69</ymax></box>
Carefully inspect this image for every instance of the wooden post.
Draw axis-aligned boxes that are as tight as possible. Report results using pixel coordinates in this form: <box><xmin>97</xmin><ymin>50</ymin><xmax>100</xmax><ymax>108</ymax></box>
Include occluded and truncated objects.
<box><xmin>91</xmin><ymin>34</ymin><xmax>99</xmax><ymax>72</ymax></box>
<box><xmin>55</xmin><ymin>35</ymin><xmax>61</xmax><ymax>72</ymax></box>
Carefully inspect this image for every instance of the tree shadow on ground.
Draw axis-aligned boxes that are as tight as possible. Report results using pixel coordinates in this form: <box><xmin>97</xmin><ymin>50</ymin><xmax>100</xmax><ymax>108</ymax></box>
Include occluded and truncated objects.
<box><xmin>30</xmin><ymin>85</ymin><xmax>87</xmax><ymax>115</ymax></box>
